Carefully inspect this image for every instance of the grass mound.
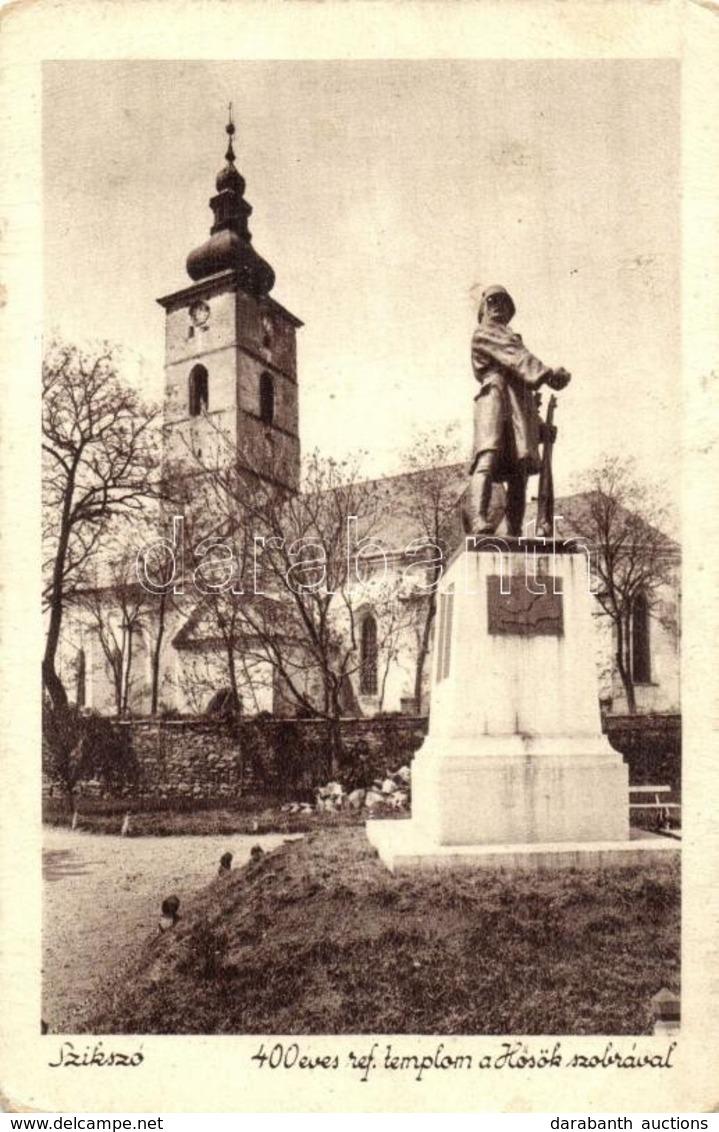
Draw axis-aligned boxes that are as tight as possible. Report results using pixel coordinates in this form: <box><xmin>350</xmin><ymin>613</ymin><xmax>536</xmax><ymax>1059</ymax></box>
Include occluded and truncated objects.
<box><xmin>88</xmin><ymin>828</ymin><xmax>679</xmax><ymax>1035</ymax></box>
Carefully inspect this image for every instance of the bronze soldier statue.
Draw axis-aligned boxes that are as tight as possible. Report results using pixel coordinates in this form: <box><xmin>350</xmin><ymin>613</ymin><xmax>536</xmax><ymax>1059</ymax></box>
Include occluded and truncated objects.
<box><xmin>464</xmin><ymin>285</ymin><xmax>571</xmax><ymax>538</ymax></box>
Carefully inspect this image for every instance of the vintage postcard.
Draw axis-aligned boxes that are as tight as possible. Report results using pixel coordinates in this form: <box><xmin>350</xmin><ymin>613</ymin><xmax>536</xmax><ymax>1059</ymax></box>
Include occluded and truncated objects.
<box><xmin>1</xmin><ymin>0</ymin><xmax>718</xmax><ymax>1116</ymax></box>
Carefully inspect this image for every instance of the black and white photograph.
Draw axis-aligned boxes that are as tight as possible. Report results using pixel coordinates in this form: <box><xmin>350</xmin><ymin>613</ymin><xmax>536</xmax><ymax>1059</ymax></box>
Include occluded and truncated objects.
<box><xmin>1</xmin><ymin>0</ymin><xmax>718</xmax><ymax>1116</ymax></box>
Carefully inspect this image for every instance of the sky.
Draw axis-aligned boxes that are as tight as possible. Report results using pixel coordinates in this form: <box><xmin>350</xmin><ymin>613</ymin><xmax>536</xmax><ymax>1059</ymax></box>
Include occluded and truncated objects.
<box><xmin>43</xmin><ymin>59</ymin><xmax>680</xmax><ymax>507</ymax></box>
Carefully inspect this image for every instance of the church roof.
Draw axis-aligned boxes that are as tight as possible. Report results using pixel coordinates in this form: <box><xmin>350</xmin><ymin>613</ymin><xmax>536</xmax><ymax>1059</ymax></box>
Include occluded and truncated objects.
<box><xmin>343</xmin><ymin>465</ymin><xmax>680</xmax><ymax>559</ymax></box>
<box><xmin>358</xmin><ymin>462</ymin><xmax>469</xmax><ymax>553</ymax></box>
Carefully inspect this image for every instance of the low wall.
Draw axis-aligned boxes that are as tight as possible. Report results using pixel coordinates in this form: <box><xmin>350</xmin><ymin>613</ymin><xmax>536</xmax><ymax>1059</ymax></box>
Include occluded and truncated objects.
<box><xmin>44</xmin><ymin>712</ymin><xmax>680</xmax><ymax>806</ymax></box>
<box><xmin>604</xmin><ymin>713</ymin><xmax>681</xmax><ymax>799</ymax></box>
<box><xmin>46</xmin><ymin>715</ymin><xmax>429</xmax><ymax>804</ymax></box>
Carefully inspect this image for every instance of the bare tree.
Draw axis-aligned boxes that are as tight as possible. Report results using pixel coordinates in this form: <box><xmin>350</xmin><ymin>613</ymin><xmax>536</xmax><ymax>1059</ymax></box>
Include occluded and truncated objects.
<box><xmin>157</xmin><ymin>475</ymin><xmax>261</xmax><ymax>718</ymax></box>
<box><xmin>42</xmin><ymin>340</ymin><xmax>161</xmax><ymax>709</ymax></box>
<box><xmin>183</xmin><ymin>443</ymin><xmax>389</xmax><ymax>771</ymax></box>
<box><xmin>77</xmin><ymin>543</ymin><xmax>149</xmax><ymax>716</ymax></box>
<box><xmin>398</xmin><ymin>426</ymin><xmax>466</xmax><ymax>713</ymax></box>
<box><xmin>131</xmin><ymin>482</ymin><xmax>193</xmax><ymax>716</ymax></box>
<box><xmin>42</xmin><ymin>702</ymin><xmax>139</xmax><ymax>810</ymax></box>
<box><xmin>180</xmin><ymin>592</ymin><xmax>257</xmax><ymax>717</ymax></box>
<box><xmin>369</xmin><ymin>577</ymin><xmax>418</xmax><ymax>713</ymax></box>
<box><xmin>147</xmin><ymin>574</ymin><xmax>173</xmax><ymax>717</ymax></box>
<box><xmin>564</xmin><ymin>455</ymin><xmax>678</xmax><ymax>714</ymax></box>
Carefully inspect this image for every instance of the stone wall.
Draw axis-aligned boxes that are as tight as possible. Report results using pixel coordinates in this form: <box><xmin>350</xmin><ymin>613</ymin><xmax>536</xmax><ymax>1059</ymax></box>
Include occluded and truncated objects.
<box><xmin>51</xmin><ymin>715</ymin><xmax>428</xmax><ymax>804</ymax></box>
<box><xmin>45</xmin><ymin>712</ymin><xmax>680</xmax><ymax>807</ymax></box>
<box><xmin>118</xmin><ymin>719</ymin><xmax>240</xmax><ymax>801</ymax></box>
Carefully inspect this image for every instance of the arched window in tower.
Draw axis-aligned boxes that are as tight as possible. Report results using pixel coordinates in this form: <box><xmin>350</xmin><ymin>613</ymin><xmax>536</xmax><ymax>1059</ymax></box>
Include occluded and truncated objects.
<box><xmin>260</xmin><ymin>372</ymin><xmax>275</xmax><ymax>426</ymax></box>
<box><xmin>189</xmin><ymin>365</ymin><xmax>209</xmax><ymax>417</ymax></box>
<box><xmin>631</xmin><ymin>591</ymin><xmax>652</xmax><ymax>684</ymax></box>
<box><xmin>360</xmin><ymin>613</ymin><xmax>378</xmax><ymax>696</ymax></box>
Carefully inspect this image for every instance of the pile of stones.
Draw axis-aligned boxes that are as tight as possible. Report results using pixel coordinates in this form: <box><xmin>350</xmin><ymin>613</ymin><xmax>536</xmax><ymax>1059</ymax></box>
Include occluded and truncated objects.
<box><xmin>281</xmin><ymin>765</ymin><xmax>412</xmax><ymax>815</ymax></box>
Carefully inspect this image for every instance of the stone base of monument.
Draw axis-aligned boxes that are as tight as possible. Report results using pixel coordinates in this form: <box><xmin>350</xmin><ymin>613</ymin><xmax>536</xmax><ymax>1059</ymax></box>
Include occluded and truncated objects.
<box><xmin>367</xmin><ymin>539</ymin><xmax>679</xmax><ymax>873</ymax></box>
<box><xmin>365</xmin><ymin>819</ymin><xmax>679</xmax><ymax>873</ymax></box>
<box><xmin>409</xmin><ymin>737</ymin><xmax>628</xmax><ymax>845</ymax></box>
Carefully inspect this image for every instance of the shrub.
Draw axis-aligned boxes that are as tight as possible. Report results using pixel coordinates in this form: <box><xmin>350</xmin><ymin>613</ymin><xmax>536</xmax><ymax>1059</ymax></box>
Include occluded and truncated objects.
<box><xmin>42</xmin><ymin>702</ymin><xmax>139</xmax><ymax>805</ymax></box>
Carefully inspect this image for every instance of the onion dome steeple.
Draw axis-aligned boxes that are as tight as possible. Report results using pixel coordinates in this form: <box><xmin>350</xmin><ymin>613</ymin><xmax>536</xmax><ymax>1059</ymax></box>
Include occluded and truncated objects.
<box><xmin>186</xmin><ymin>106</ymin><xmax>276</xmax><ymax>297</ymax></box>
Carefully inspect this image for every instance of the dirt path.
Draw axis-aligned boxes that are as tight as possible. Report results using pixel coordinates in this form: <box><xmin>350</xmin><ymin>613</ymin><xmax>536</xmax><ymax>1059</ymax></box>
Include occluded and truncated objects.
<box><xmin>42</xmin><ymin>827</ymin><xmax>300</xmax><ymax>1032</ymax></box>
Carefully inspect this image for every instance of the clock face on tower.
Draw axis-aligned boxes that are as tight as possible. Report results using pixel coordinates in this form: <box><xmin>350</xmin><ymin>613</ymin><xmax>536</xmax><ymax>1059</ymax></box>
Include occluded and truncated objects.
<box><xmin>189</xmin><ymin>300</ymin><xmax>210</xmax><ymax>328</ymax></box>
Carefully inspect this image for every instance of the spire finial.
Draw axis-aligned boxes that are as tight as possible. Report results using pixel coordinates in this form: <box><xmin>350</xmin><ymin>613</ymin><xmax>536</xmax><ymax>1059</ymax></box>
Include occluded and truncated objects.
<box><xmin>225</xmin><ymin>102</ymin><xmax>236</xmax><ymax>163</ymax></box>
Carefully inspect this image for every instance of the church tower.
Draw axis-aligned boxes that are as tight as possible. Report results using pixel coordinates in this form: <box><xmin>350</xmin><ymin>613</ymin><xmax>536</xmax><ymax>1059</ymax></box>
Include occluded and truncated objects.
<box><xmin>157</xmin><ymin>112</ymin><xmax>301</xmax><ymax>494</ymax></box>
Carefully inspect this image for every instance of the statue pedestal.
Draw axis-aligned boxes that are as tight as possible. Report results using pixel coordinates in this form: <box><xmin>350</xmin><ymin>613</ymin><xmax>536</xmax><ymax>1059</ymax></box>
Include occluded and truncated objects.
<box><xmin>367</xmin><ymin>541</ymin><xmax>660</xmax><ymax>871</ymax></box>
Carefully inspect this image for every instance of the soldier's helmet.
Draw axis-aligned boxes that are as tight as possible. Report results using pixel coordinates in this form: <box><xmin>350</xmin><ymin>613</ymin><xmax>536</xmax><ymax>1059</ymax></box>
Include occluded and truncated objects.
<box><xmin>479</xmin><ymin>285</ymin><xmax>516</xmax><ymax>322</ymax></box>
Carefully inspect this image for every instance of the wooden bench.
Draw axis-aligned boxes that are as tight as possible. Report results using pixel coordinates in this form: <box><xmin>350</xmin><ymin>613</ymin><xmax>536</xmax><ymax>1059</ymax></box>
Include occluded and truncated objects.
<box><xmin>629</xmin><ymin>784</ymin><xmax>681</xmax><ymax>832</ymax></box>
